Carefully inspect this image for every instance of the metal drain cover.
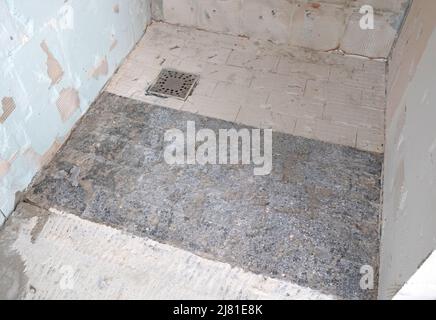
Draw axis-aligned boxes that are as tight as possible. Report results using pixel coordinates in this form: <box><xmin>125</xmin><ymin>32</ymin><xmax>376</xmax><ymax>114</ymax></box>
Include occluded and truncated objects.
<box><xmin>147</xmin><ymin>69</ymin><xmax>199</xmax><ymax>100</ymax></box>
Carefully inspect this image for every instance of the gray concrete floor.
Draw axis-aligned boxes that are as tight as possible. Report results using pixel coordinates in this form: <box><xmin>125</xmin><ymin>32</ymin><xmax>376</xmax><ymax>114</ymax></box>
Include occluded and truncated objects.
<box><xmin>0</xmin><ymin>92</ymin><xmax>383</xmax><ymax>299</ymax></box>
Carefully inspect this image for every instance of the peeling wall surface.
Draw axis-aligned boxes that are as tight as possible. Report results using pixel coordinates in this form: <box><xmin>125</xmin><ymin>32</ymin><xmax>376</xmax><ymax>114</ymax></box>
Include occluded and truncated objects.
<box><xmin>151</xmin><ymin>0</ymin><xmax>411</xmax><ymax>58</ymax></box>
<box><xmin>0</xmin><ymin>0</ymin><xmax>151</xmax><ymax>221</ymax></box>
<box><xmin>379</xmin><ymin>0</ymin><xmax>436</xmax><ymax>299</ymax></box>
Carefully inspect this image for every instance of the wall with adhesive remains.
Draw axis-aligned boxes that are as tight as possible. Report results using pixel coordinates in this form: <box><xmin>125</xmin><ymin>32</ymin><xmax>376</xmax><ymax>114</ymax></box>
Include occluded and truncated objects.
<box><xmin>379</xmin><ymin>0</ymin><xmax>436</xmax><ymax>299</ymax></box>
<box><xmin>151</xmin><ymin>0</ymin><xmax>411</xmax><ymax>58</ymax></box>
<box><xmin>0</xmin><ymin>0</ymin><xmax>151</xmax><ymax>223</ymax></box>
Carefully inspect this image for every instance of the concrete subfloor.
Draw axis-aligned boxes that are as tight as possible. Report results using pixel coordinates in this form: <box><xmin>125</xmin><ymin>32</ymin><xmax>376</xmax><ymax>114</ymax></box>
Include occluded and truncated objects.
<box><xmin>0</xmin><ymin>92</ymin><xmax>382</xmax><ymax>300</ymax></box>
<box><xmin>0</xmin><ymin>203</ymin><xmax>334</xmax><ymax>300</ymax></box>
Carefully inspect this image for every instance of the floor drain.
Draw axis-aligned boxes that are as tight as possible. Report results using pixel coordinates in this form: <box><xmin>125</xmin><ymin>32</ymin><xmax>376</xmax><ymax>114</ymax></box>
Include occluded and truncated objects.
<box><xmin>146</xmin><ymin>69</ymin><xmax>199</xmax><ymax>100</ymax></box>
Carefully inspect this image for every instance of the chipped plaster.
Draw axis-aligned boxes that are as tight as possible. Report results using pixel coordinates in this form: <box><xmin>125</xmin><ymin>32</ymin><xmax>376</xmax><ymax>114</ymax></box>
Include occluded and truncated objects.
<box><xmin>41</xmin><ymin>40</ymin><xmax>64</xmax><ymax>86</ymax></box>
<box><xmin>56</xmin><ymin>88</ymin><xmax>80</xmax><ymax>122</ymax></box>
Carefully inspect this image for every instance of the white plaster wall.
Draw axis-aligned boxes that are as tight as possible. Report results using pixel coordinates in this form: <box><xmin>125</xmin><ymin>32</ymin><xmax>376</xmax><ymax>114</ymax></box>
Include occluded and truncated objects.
<box><xmin>151</xmin><ymin>0</ymin><xmax>410</xmax><ymax>58</ymax></box>
<box><xmin>379</xmin><ymin>0</ymin><xmax>436</xmax><ymax>299</ymax></box>
<box><xmin>0</xmin><ymin>0</ymin><xmax>152</xmax><ymax>222</ymax></box>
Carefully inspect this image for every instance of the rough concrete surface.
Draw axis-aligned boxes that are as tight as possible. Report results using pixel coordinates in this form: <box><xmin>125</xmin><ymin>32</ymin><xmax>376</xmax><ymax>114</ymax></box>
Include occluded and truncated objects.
<box><xmin>20</xmin><ymin>92</ymin><xmax>383</xmax><ymax>299</ymax></box>
<box><xmin>0</xmin><ymin>202</ymin><xmax>335</xmax><ymax>300</ymax></box>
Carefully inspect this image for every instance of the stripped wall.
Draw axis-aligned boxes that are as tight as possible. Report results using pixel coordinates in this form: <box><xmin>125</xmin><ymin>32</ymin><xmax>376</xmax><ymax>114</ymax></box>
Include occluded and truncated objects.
<box><xmin>0</xmin><ymin>0</ymin><xmax>152</xmax><ymax>223</ymax></box>
<box><xmin>151</xmin><ymin>0</ymin><xmax>411</xmax><ymax>58</ymax></box>
<box><xmin>379</xmin><ymin>0</ymin><xmax>436</xmax><ymax>299</ymax></box>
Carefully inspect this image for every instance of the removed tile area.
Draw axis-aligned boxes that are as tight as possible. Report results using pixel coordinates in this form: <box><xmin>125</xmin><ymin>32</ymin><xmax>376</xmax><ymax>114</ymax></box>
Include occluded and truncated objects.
<box><xmin>0</xmin><ymin>203</ymin><xmax>335</xmax><ymax>300</ymax></box>
<box><xmin>24</xmin><ymin>93</ymin><xmax>382</xmax><ymax>299</ymax></box>
<box><xmin>106</xmin><ymin>22</ymin><xmax>386</xmax><ymax>152</ymax></box>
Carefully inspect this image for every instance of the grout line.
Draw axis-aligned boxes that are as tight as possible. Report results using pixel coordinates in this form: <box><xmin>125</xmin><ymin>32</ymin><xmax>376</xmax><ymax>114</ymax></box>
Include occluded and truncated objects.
<box><xmin>302</xmin><ymin>79</ymin><xmax>309</xmax><ymax>98</ymax></box>
<box><xmin>354</xmin><ymin>129</ymin><xmax>358</xmax><ymax>149</ymax></box>
<box><xmin>247</xmin><ymin>72</ymin><xmax>255</xmax><ymax>87</ymax></box>
<box><xmin>234</xmin><ymin>105</ymin><xmax>242</xmax><ymax>121</ymax></box>
<box><xmin>321</xmin><ymin>101</ymin><xmax>327</xmax><ymax>120</ymax></box>
<box><xmin>224</xmin><ymin>49</ymin><xmax>234</xmax><ymax>65</ymax></box>
<box><xmin>328</xmin><ymin>65</ymin><xmax>334</xmax><ymax>81</ymax></box>
<box><xmin>291</xmin><ymin>118</ymin><xmax>298</xmax><ymax>134</ymax></box>
<box><xmin>264</xmin><ymin>92</ymin><xmax>272</xmax><ymax>105</ymax></box>
<box><xmin>274</xmin><ymin>55</ymin><xmax>282</xmax><ymax>73</ymax></box>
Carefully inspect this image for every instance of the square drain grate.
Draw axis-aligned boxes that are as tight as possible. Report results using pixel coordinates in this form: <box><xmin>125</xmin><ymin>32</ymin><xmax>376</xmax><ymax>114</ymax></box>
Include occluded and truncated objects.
<box><xmin>147</xmin><ymin>69</ymin><xmax>199</xmax><ymax>100</ymax></box>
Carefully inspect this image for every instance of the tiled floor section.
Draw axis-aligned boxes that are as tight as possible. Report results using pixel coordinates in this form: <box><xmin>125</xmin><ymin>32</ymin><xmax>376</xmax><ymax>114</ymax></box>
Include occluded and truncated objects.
<box><xmin>106</xmin><ymin>22</ymin><xmax>386</xmax><ymax>153</ymax></box>
<box><xmin>23</xmin><ymin>93</ymin><xmax>382</xmax><ymax>299</ymax></box>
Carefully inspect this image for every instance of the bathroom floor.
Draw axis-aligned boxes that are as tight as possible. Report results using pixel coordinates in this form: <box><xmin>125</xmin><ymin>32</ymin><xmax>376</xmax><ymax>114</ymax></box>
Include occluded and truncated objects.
<box><xmin>0</xmin><ymin>22</ymin><xmax>385</xmax><ymax>300</ymax></box>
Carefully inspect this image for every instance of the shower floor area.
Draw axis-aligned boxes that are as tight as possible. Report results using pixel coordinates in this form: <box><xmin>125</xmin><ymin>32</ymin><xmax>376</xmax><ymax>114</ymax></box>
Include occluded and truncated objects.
<box><xmin>0</xmin><ymin>22</ymin><xmax>385</xmax><ymax>300</ymax></box>
<box><xmin>107</xmin><ymin>22</ymin><xmax>386</xmax><ymax>153</ymax></box>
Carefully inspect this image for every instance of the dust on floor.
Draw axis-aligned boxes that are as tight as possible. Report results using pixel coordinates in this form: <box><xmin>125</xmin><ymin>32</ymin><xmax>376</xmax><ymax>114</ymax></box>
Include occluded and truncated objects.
<box><xmin>0</xmin><ymin>92</ymin><xmax>384</xmax><ymax>299</ymax></box>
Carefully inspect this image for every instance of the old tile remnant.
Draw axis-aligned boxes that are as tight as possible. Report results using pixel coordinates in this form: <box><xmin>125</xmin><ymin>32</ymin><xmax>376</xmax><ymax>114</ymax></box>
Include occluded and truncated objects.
<box><xmin>56</xmin><ymin>88</ymin><xmax>80</xmax><ymax>122</ymax></box>
<box><xmin>0</xmin><ymin>97</ymin><xmax>16</xmax><ymax>123</ymax></box>
<box><xmin>40</xmin><ymin>41</ymin><xmax>64</xmax><ymax>86</ymax></box>
<box><xmin>25</xmin><ymin>92</ymin><xmax>383</xmax><ymax>299</ymax></box>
